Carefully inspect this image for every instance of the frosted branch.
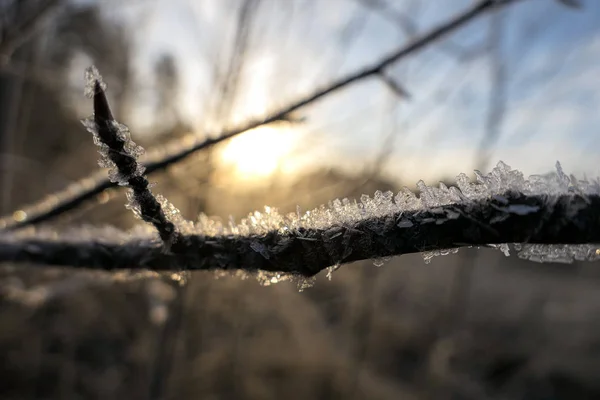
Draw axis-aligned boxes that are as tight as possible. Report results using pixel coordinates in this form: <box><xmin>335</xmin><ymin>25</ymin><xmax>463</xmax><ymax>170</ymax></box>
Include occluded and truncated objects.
<box><xmin>82</xmin><ymin>66</ymin><xmax>180</xmax><ymax>250</ymax></box>
<box><xmin>1</xmin><ymin>162</ymin><xmax>599</xmax><ymax>276</ymax></box>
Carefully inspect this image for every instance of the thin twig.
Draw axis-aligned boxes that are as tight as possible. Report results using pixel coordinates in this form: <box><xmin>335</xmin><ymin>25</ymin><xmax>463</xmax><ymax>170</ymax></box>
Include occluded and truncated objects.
<box><xmin>0</xmin><ymin>0</ymin><xmax>525</xmax><ymax>231</ymax></box>
<box><xmin>378</xmin><ymin>72</ymin><xmax>411</xmax><ymax>99</ymax></box>
<box><xmin>82</xmin><ymin>67</ymin><xmax>179</xmax><ymax>250</ymax></box>
<box><xmin>354</xmin><ymin>0</ymin><xmax>489</xmax><ymax>62</ymax></box>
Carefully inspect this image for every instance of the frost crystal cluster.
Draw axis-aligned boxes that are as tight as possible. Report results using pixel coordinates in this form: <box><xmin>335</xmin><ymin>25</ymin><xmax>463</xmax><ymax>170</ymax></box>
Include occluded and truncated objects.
<box><xmin>195</xmin><ymin>161</ymin><xmax>597</xmax><ymax>235</ymax></box>
<box><xmin>0</xmin><ymin>161</ymin><xmax>598</xmax><ymax>285</ymax></box>
<box><xmin>82</xmin><ymin>66</ymin><xmax>146</xmax><ymax>188</ymax></box>
<box><xmin>81</xmin><ymin>118</ymin><xmax>146</xmax><ymax>186</ymax></box>
<box><xmin>188</xmin><ymin>161</ymin><xmax>599</xmax><ymax>265</ymax></box>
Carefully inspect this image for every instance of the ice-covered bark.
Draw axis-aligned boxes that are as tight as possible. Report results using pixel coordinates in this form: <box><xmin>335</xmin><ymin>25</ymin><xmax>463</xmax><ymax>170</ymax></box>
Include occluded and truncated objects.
<box><xmin>0</xmin><ymin>161</ymin><xmax>599</xmax><ymax>277</ymax></box>
<box><xmin>81</xmin><ymin>66</ymin><xmax>182</xmax><ymax>250</ymax></box>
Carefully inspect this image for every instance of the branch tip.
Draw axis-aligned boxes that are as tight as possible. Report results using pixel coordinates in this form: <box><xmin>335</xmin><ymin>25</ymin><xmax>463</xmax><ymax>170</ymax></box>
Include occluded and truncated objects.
<box><xmin>82</xmin><ymin>67</ymin><xmax>180</xmax><ymax>251</ymax></box>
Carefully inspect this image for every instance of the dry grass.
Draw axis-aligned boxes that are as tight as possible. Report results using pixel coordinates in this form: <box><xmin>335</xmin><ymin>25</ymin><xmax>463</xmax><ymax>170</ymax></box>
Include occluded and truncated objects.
<box><xmin>1</xmin><ymin>248</ymin><xmax>600</xmax><ymax>399</ymax></box>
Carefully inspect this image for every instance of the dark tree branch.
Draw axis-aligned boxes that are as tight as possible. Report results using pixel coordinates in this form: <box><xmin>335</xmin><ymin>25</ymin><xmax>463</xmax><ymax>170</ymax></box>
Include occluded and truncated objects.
<box><xmin>378</xmin><ymin>72</ymin><xmax>411</xmax><ymax>99</ymax></box>
<box><xmin>556</xmin><ymin>0</ymin><xmax>582</xmax><ymax>9</ymax></box>
<box><xmin>0</xmin><ymin>191</ymin><xmax>598</xmax><ymax>276</ymax></box>
<box><xmin>353</xmin><ymin>0</ymin><xmax>491</xmax><ymax>63</ymax></box>
<box><xmin>0</xmin><ymin>0</ymin><xmax>525</xmax><ymax>231</ymax></box>
<box><xmin>82</xmin><ymin>68</ymin><xmax>179</xmax><ymax>250</ymax></box>
<box><xmin>0</xmin><ymin>0</ymin><xmax>61</xmax><ymax>65</ymax></box>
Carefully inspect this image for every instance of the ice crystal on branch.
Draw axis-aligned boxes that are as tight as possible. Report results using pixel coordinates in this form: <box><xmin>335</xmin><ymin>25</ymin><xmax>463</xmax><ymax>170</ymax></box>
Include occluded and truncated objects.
<box><xmin>83</xmin><ymin>65</ymin><xmax>106</xmax><ymax>98</ymax></box>
<box><xmin>515</xmin><ymin>244</ymin><xmax>600</xmax><ymax>264</ymax></box>
<box><xmin>224</xmin><ymin>161</ymin><xmax>594</xmax><ymax>234</ymax></box>
<box><xmin>81</xmin><ymin>66</ymin><xmax>180</xmax><ymax>250</ymax></box>
<box><xmin>0</xmin><ymin>161</ymin><xmax>598</xmax><ymax>278</ymax></box>
<box><xmin>183</xmin><ymin>161</ymin><xmax>600</xmax><ymax>270</ymax></box>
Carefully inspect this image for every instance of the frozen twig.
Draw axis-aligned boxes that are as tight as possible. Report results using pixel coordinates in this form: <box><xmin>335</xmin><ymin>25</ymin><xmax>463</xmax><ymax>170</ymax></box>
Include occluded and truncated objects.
<box><xmin>378</xmin><ymin>72</ymin><xmax>411</xmax><ymax>99</ymax></box>
<box><xmin>0</xmin><ymin>190</ymin><xmax>598</xmax><ymax>276</ymax></box>
<box><xmin>81</xmin><ymin>66</ymin><xmax>180</xmax><ymax>250</ymax></box>
<box><xmin>0</xmin><ymin>0</ymin><xmax>526</xmax><ymax>230</ymax></box>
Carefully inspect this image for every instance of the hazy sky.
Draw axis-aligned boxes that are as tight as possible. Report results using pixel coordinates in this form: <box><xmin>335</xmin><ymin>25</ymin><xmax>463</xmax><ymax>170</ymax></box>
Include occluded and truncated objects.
<box><xmin>113</xmin><ymin>0</ymin><xmax>600</xmax><ymax>185</ymax></box>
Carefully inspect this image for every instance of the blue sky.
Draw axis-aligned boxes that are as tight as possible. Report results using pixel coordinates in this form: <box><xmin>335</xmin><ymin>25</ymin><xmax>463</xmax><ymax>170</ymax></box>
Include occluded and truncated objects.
<box><xmin>109</xmin><ymin>0</ymin><xmax>600</xmax><ymax>185</ymax></box>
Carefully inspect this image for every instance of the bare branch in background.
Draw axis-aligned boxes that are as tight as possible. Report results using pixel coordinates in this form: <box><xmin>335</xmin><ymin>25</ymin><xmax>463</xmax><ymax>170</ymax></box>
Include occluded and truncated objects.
<box><xmin>0</xmin><ymin>0</ymin><xmax>61</xmax><ymax>65</ymax></box>
<box><xmin>209</xmin><ymin>0</ymin><xmax>260</xmax><ymax>126</ymax></box>
<box><xmin>0</xmin><ymin>0</ymin><xmax>526</xmax><ymax>231</ymax></box>
<box><xmin>475</xmin><ymin>6</ymin><xmax>507</xmax><ymax>171</ymax></box>
<box><xmin>378</xmin><ymin>72</ymin><xmax>411</xmax><ymax>99</ymax></box>
<box><xmin>353</xmin><ymin>0</ymin><xmax>418</xmax><ymax>36</ymax></box>
<box><xmin>309</xmin><ymin>1</ymin><xmax>369</xmax><ymax>83</ymax></box>
<box><xmin>556</xmin><ymin>0</ymin><xmax>582</xmax><ymax>9</ymax></box>
<box><xmin>354</xmin><ymin>0</ymin><xmax>490</xmax><ymax>63</ymax></box>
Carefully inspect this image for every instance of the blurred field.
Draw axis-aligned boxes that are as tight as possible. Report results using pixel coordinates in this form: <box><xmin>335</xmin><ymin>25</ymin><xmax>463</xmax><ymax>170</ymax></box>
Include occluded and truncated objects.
<box><xmin>2</xmin><ymin>248</ymin><xmax>600</xmax><ymax>399</ymax></box>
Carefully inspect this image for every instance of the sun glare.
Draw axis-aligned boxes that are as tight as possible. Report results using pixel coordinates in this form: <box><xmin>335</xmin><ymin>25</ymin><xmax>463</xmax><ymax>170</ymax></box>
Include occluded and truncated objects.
<box><xmin>219</xmin><ymin>125</ymin><xmax>295</xmax><ymax>179</ymax></box>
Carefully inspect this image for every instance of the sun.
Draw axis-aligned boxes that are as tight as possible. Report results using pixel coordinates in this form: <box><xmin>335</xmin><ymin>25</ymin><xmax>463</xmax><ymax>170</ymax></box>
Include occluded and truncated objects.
<box><xmin>218</xmin><ymin>124</ymin><xmax>295</xmax><ymax>179</ymax></box>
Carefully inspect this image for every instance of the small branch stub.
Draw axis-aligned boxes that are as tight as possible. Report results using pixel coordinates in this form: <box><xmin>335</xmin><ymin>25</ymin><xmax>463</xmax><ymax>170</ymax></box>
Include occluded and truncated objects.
<box><xmin>81</xmin><ymin>66</ymin><xmax>180</xmax><ymax>251</ymax></box>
